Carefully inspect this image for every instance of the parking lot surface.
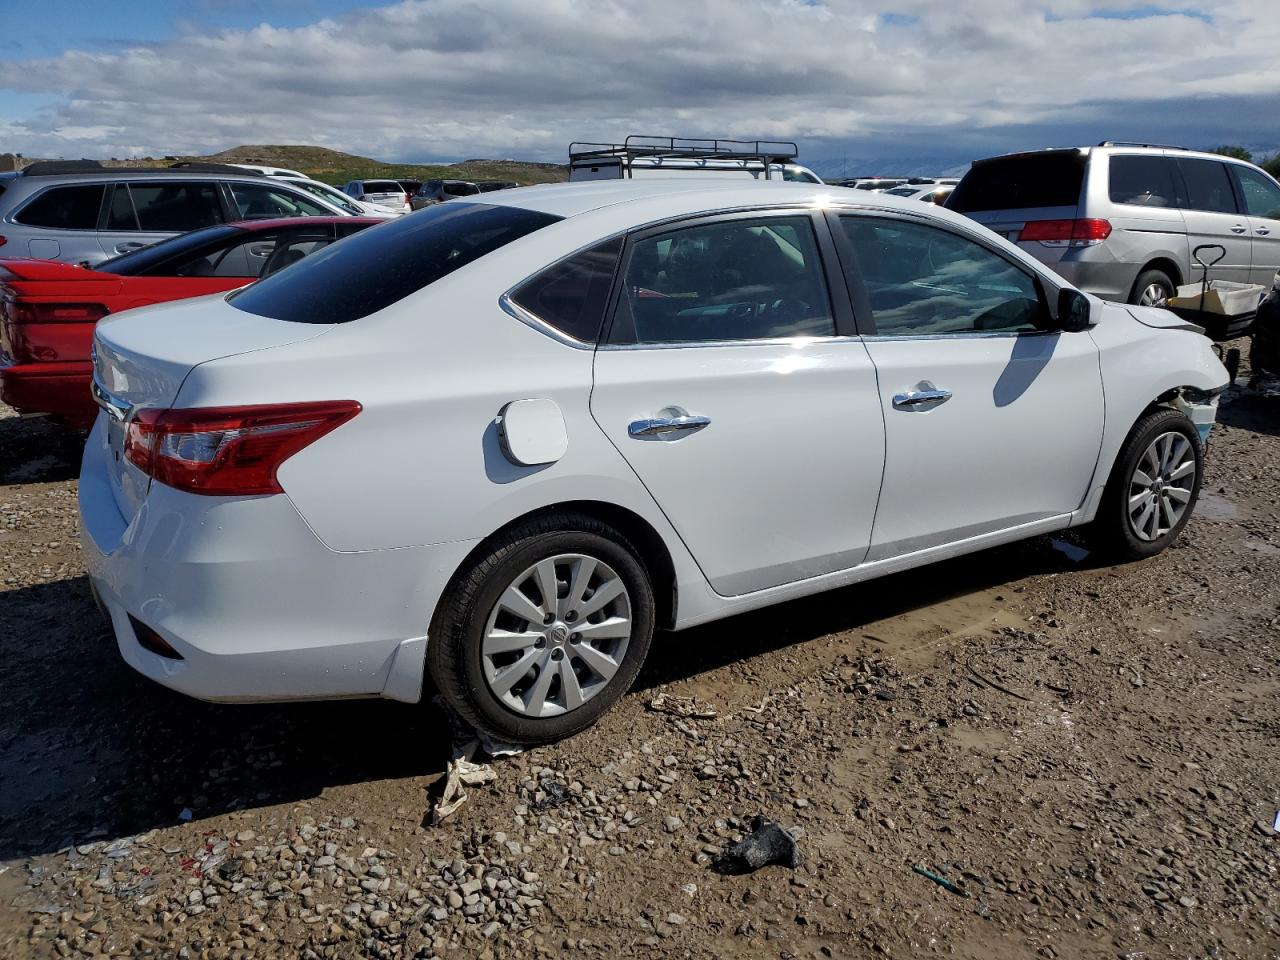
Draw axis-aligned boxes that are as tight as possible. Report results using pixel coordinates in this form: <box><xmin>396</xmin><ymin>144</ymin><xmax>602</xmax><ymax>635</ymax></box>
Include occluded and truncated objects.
<box><xmin>1</xmin><ymin>346</ymin><xmax>1278</xmax><ymax>959</ymax></box>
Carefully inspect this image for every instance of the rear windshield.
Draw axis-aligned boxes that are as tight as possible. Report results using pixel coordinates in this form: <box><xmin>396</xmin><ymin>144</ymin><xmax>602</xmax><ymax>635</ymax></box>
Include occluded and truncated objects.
<box><xmin>362</xmin><ymin>181</ymin><xmax>402</xmax><ymax>193</ymax></box>
<box><xmin>229</xmin><ymin>202</ymin><xmax>561</xmax><ymax>324</ymax></box>
<box><xmin>97</xmin><ymin>224</ymin><xmax>243</xmax><ymax>275</ymax></box>
<box><xmin>948</xmin><ymin>151</ymin><xmax>1086</xmax><ymax>213</ymax></box>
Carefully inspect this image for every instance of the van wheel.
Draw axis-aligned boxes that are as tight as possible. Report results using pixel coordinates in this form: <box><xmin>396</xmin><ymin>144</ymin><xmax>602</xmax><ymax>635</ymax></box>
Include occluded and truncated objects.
<box><xmin>1131</xmin><ymin>269</ymin><xmax>1175</xmax><ymax>307</ymax></box>
<box><xmin>1086</xmin><ymin>409</ymin><xmax>1203</xmax><ymax>562</ymax></box>
<box><xmin>428</xmin><ymin>513</ymin><xmax>656</xmax><ymax>746</ymax></box>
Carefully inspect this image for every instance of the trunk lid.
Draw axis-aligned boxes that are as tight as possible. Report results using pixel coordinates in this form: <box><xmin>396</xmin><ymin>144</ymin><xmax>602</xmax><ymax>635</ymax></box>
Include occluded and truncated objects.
<box><xmin>0</xmin><ymin>260</ymin><xmax>122</xmax><ymax>364</ymax></box>
<box><xmin>92</xmin><ymin>292</ymin><xmax>333</xmax><ymax>520</ymax></box>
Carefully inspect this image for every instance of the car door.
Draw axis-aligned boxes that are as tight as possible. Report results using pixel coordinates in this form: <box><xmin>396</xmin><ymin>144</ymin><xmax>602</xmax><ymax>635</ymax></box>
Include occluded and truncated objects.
<box><xmin>589</xmin><ymin>210</ymin><xmax>886</xmax><ymax>597</ymax></box>
<box><xmin>1229</xmin><ymin>164</ymin><xmax>1280</xmax><ymax>285</ymax></box>
<box><xmin>1175</xmin><ymin>157</ymin><xmax>1252</xmax><ymax>284</ymax></box>
<box><xmin>829</xmin><ymin>211</ymin><xmax>1103</xmax><ymax>561</ymax></box>
<box><xmin>97</xmin><ymin>181</ymin><xmax>226</xmax><ymax>259</ymax></box>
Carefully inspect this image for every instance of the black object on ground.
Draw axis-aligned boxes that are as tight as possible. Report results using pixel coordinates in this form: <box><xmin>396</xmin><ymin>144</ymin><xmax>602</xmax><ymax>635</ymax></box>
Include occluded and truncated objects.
<box><xmin>714</xmin><ymin>815</ymin><xmax>804</xmax><ymax>874</ymax></box>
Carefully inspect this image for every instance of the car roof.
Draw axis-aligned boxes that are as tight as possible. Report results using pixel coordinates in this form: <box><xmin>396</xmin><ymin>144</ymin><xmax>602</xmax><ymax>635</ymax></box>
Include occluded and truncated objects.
<box><xmin>472</xmin><ymin>178</ymin><xmax>948</xmax><ymax>222</ymax></box>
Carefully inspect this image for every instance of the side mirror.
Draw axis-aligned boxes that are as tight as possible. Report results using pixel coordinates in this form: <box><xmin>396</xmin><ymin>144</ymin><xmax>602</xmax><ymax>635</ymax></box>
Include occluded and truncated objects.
<box><xmin>1057</xmin><ymin>288</ymin><xmax>1093</xmax><ymax>332</ymax></box>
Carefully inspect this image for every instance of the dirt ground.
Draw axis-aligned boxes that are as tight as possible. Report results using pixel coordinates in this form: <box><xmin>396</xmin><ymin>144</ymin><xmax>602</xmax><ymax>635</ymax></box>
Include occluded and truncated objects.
<box><xmin>1</xmin><ymin>345</ymin><xmax>1278</xmax><ymax>960</ymax></box>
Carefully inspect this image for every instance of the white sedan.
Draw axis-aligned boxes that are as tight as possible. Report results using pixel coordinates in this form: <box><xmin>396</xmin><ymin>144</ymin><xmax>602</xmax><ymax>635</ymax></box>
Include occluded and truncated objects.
<box><xmin>80</xmin><ymin>181</ymin><xmax>1228</xmax><ymax>744</ymax></box>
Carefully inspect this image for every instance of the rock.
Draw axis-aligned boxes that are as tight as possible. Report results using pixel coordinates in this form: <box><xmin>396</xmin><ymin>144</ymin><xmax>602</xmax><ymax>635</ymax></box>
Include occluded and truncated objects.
<box><xmin>663</xmin><ymin>816</ymin><xmax>683</xmax><ymax>833</ymax></box>
<box><xmin>368</xmin><ymin>910</ymin><xmax>391</xmax><ymax>928</ymax></box>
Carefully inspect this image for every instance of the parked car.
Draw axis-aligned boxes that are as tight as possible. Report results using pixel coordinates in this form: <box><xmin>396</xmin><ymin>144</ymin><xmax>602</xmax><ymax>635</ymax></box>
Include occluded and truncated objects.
<box><xmin>0</xmin><ymin>162</ymin><xmax>359</xmax><ymax>265</ymax></box>
<box><xmin>341</xmin><ymin>179</ymin><xmax>412</xmax><ymax>214</ymax></box>
<box><xmin>81</xmin><ymin>181</ymin><xmax>1226</xmax><ymax>745</ymax></box>
<box><xmin>1</xmin><ymin>216</ymin><xmax>379</xmax><ymax>425</ymax></box>
<box><xmin>569</xmin><ymin>136</ymin><xmax>823</xmax><ymax>183</ymax></box>
<box><xmin>884</xmin><ymin>183</ymin><xmax>955</xmax><ymax>205</ymax></box>
<box><xmin>397</xmin><ymin>179</ymin><xmax>423</xmax><ymax>198</ymax></box>
<box><xmin>1253</xmin><ymin>269</ymin><xmax>1280</xmax><ymax>378</ymax></box>
<box><xmin>223</xmin><ymin>163</ymin><xmax>306</xmax><ymax>179</ymax></box>
<box><xmin>411</xmin><ymin>179</ymin><xmax>482</xmax><ymax>210</ymax></box>
<box><xmin>948</xmin><ymin>142</ymin><xmax>1280</xmax><ymax>306</ymax></box>
<box><xmin>277</xmin><ymin>177</ymin><xmax>398</xmax><ymax>220</ymax></box>
<box><xmin>478</xmin><ymin>180</ymin><xmax>520</xmax><ymax>193</ymax></box>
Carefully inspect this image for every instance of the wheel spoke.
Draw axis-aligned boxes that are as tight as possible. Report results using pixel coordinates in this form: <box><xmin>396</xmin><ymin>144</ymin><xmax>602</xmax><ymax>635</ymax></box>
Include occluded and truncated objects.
<box><xmin>1132</xmin><ymin>469</ymin><xmax>1154</xmax><ymax>488</ymax></box>
<box><xmin>1129</xmin><ymin>489</ymin><xmax>1152</xmax><ymax>509</ymax></box>
<box><xmin>559</xmin><ymin>659</ymin><xmax>584</xmax><ymax>711</ymax></box>
<box><xmin>1133</xmin><ymin>501</ymin><xmax>1156</xmax><ymax>540</ymax></box>
<box><xmin>577</xmin><ymin>578</ymin><xmax>625</xmax><ymax>620</ymax></box>
<box><xmin>1165</xmin><ymin>486</ymin><xmax>1191</xmax><ymax>504</ymax></box>
<box><xmin>484</xmin><ymin>628</ymin><xmax>536</xmax><ymax>657</ymax></box>
<box><xmin>497</xmin><ymin>586</ymin><xmax>545</xmax><ymax>626</ymax></box>
<box><xmin>575</xmin><ymin>616</ymin><xmax>631</xmax><ymax>641</ymax></box>
<box><xmin>564</xmin><ymin>556</ymin><xmax>598</xmax><ymax>615</ymax></box>
<box><xmin>533</xmin><ymin>559</ymin><xmax>560</xmax><ymax>617</ymax></box>
<box><xmin>574</xmin><ymin>641</ymin><xmax>621</xmax><ymax>682</ymax></box>
<box><xmin>1167</xmin><ymin>436</ymin><xmax>1188</xmax><ymax>472</ymax></box>
<box><xmin>1157</xmin><ymin>434</ymin><xmax>1174</xmax><ymax>472</ymax></box>
<box><xmin>489</xmin><ymin>647</ymin><xmax>542</xmax><ymax>697</ymax></box>
<box><xmin>523</xmin><ymin>654</ymin><xmax>557</xmax><ymax>716</ymax></box>
<box><xmin>1146</xmin><ymin>501</ymin><xmax>1162</xmax><ymax>538</ymax></box>
<box><xmin>1160</xmin><ymin>495</ymin><xmax>1178</xmax><ymax>529</ymax></box>
<box><xmin>1168</xmin><ymin>460</ymin><xmax>1195</xmax><ymax>482</ymax></box>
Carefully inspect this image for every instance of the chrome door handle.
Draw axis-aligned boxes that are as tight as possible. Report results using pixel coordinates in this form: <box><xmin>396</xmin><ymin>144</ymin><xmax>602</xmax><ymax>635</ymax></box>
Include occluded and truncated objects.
<box><xmin>1258</xmin><ymin>227</ymin><xmax>1272</xmax><ymax>236</ymax></box>
<box><xmin>892</xmin><ymin>384</ymin><xmax>952</xmax><ymax>410</ymax></box>
<box><xmin>1230</xmin><ymin>225</ymin><xmax>1247</xmax><ymax>234</ymax></box>
<box><xmin>628</xmin><ymin>413</ymin><xmax>711</xmax><ymax>439</ymax></box>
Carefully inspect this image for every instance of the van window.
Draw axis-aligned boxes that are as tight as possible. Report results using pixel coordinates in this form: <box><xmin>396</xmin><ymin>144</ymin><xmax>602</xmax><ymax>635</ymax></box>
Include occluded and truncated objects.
<box><xmin>1177</xmin><ymin>159</ymin><xmax>1237</xmax><ymax>214</ymax></box>
<box><xmin>15</xmin><ymin>184</ymin><xmax>106</xmax><ymax>229</ymax></box>
<box><xmin>229</xmin><ymin>202</ymin><xmax>560</xmax><ymax>324</ymax></box>
<box><xmin>1108</xmin><ymin>156</ymin><xmax>1181</xmax><ymax>208</ymax></box>
<box><xmin>229</xmin><ymin>182</ymin><xmax>329</xmax><ymax>219</ymax></box>
<box><xmin>1233</xmin><ymin>166</ymin><xmax>1280</xmax><ymax>221</ymax></box>
<box><xmin>510</xmin><ymin>236</ymin><xmax>622</xmax><ymax>343</ymax></box>
<box><xmin>948</xmin><ymin>152</ymin><xmax>1086</xmax><ymax>213</ymax></box>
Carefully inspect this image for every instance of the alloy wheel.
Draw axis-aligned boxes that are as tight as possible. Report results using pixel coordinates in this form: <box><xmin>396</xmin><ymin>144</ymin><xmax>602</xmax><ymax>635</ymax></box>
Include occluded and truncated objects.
<box><xmin>481</xmin><ymin>553</ymin><xmax>632</xmax><ymax>717</ymax></box>
<box><xmin>1127</xmin><ymin>431</ymin><xmax>1196</xmax><ymax>542</ymax></box>
<box><xmin>1139</xmin><ymin>283</ymin><xmax>1169</xmax><ymax>307</ymax></box>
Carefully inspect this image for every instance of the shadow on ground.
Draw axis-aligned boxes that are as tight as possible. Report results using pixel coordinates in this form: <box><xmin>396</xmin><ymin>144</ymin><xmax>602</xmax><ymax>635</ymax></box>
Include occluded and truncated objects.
<box><xmin>0</xmin><ymin>414</ymin><xmax>85</xmax><ymax>485</ymax></box>
<box><xmin>0</xmin><ymin>575</ymin><xmax>452</xmax><ymax>862</ymax></box>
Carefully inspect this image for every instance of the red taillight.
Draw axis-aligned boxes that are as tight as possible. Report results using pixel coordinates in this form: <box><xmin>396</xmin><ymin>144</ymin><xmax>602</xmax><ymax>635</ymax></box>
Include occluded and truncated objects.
<box><xmin>125</xmin><ymin>401</ymin><xmax>361</xmax><ymax>496</ymax></box>
<box><xmin>10</xmin><ymin>302</ymin><xmax>109</xmax><ymax>323</ymax></box>
<box><xmin>1019</xmin><ymin>218</ymin><xmax>1112</xmax><ymax>247</ymax></box>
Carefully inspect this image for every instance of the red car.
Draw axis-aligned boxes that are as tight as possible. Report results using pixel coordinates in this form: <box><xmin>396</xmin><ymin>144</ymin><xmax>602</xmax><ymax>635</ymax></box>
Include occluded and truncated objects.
<box><xmin>0</xmin><ymin>216</ymin><xmax>380</xmax><ymax>426</ymax></box>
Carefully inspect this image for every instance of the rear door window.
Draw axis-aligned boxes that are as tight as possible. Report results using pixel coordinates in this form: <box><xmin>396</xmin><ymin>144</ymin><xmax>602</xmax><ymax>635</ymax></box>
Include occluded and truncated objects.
<box><xmin>229</xmin><ymin>202</ymin><xmax>560</xmax><ymax>324</ymax></box>
<box><xmin>510</xmin><ymin>236</ymin><xmax>622</xmax><ymax>343</ymax></box>
<box><xmin>608</xmin><ymin>215</ymin><xmax>835</xmax><ymax>344</ymax></box>
<box><xmin>1177</xmin><ymin>159</ymin><xmax>1238</xmax><ymax>214</ymax></box>
<box><xmin>127</xmin><ymin>182</ymin><xmax>225</xmax><ymax>231</ymax></box>
<box><xmin>948</xmin><ymin>152</ymin><xmax>1086</xmax><ymax>212</ymax></box>
<box><xmin>15</xmin><ymin>184</ymin><xmax>106</xmax><ymax>229</ymax></box>
<box><xmin>1108</xmin><ymin>155</ymin><xmax>1182</xmax><ymax>208</ymax></box>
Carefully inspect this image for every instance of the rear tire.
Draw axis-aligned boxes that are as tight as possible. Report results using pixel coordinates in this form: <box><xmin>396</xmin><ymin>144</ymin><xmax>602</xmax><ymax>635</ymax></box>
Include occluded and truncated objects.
<box><xmin>1130</xmin><ymin>268</ymin><xmax>1176</xmax><ymax>307</ymax></box>
<box><xmin>428</xmin><ymin>513</ymin><xmax>656</xmax><ymax>746</ymax></box>
<box><xmin>1086</xmin><ymin>408</ymin><xmax>1203</xmax><ymax>561</ymax></box>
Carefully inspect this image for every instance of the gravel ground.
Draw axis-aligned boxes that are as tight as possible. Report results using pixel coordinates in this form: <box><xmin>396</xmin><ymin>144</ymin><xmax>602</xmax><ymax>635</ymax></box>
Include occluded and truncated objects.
<box><xmin>1</xmin><ymin>346</ymin><xmax>1278</xmax><ymax>960</ymax></box>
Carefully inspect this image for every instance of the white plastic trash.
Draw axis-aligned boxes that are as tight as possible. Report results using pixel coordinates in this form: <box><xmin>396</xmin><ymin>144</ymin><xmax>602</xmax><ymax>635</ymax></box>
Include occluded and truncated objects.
<box><xmin>1168</xmin><ymin>281</ymin><xmax>1266</xmax><ymax>317</ymax></box>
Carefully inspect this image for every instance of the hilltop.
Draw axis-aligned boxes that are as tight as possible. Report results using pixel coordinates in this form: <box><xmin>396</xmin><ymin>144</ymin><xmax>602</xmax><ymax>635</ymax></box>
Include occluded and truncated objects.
<box><xmin>18</xmin><ymin>144</ymin><xmax>570</xmax><ymax>186</ymax></box>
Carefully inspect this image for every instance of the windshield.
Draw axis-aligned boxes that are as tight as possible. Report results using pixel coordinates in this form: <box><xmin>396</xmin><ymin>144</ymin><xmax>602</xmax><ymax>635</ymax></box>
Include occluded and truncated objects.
<box><xmin>286</xmin><ymin>179</ymin><xmax>363</xmax><ymax>215</ymax></box>
<box><xmin>229</xmin><ymin>202</ymin><xmax>561</xmax><ymax>324</ymax></box>
<box><xmin>885</xmin><ymin>186</ymin><xmax>919</xmax><ymax>197</ymax></box>
<box><xmin>95</xmin><ymin>224</ymin><xmax>245</xmax><ymax>275</ymax></box>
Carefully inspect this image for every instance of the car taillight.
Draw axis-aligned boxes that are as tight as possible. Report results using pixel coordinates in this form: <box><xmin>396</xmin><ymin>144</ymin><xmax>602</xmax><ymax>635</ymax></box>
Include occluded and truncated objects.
<box><xmin>1019</xmin><ymin>219</ymin><xmax>1112</xmax><ymax>247</ymax></box>
<box><xmin>125</xmin><ymin>400</ymin><xmax>361</xmax><ymax>496</ymax></box>
<box><xmin>10</xmin><ymin>302</ymin><xmax>109</xmax><ymax>323</ymax></box>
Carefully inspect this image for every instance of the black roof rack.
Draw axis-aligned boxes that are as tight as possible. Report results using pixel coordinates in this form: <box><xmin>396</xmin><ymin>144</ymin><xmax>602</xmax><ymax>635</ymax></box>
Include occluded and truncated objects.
<box><xmin>1098</xmin><ymin>140</ymin><xmax>1191</xmax><ymax>151</ymax></box>
<box><xmin>569</xmin><ymin>135</ymin><xmax>799</xmax><ymax>168</ymax></box>
<box><xmin>167</xmin><ymin>162</ymin><xmax>267</xmax><ymax>175</ymax></box>
<box><xmin>19</xmin><ymin>160</ymin><xmax>103</xmax><ymax>177</ymax></box>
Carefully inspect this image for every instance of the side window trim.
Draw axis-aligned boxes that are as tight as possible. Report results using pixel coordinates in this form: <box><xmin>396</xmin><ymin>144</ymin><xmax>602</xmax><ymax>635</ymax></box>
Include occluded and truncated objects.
<box><xmin>600</xmin><ymin>207</ymin><xmax>844</xmax><ymax>348</ymax></box>
<box><xmin>500</xmin><ymin>232</ymin><xmax>626</xmax><ymax>349</ymax></box>
<box><xmin>828</xmin><ymin>208</ymin><xmax>1055</xmax><ymax>339</ymax></box>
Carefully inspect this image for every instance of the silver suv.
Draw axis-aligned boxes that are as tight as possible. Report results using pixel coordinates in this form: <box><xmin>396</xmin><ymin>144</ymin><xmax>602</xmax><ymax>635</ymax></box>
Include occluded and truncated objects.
<box><xmin>0</xmin><ymin>162</ymin><xmax>355</xmax><ymax>265</ymax></box>
<box><xmin>948</xmin><ymin>142</ymin><xmax>1280</xmax><ymax>305</ymax></box>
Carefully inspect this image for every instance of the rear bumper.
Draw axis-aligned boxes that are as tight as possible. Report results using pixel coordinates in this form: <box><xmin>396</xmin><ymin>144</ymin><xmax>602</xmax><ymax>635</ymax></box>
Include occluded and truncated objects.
<box><xmin>78</xmin><ymin>420</ymin><xmax>477</xmax><ymax>703</ymax></box>
<box><xmin>0</xmin><ymin>360</ymin><xmax>95</xmax><ymax>424</ymax></box>
<box><xmin>1040</xmin><ymin>254</ymin><xmax>1140</xmax><ymax>303</ymax></box>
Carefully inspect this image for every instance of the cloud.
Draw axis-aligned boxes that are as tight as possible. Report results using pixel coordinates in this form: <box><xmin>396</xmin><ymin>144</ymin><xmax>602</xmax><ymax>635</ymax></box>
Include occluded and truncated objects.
<box><xmin>0</xmin><ymin>0</ymin><xmax>1276</xmax><ymax>171</ymax></box>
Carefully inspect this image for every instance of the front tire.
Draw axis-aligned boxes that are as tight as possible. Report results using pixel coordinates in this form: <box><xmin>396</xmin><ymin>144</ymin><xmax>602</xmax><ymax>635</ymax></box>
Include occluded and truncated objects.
<box><xmin>1087</xmin><ymin>409</ymin><xmax>1203</xmax><ymax>561</ymax></box>
<box><xmin>428</xmin><ymin>513</ymin><xmax>656</xmax><ymax>745</ymax></box>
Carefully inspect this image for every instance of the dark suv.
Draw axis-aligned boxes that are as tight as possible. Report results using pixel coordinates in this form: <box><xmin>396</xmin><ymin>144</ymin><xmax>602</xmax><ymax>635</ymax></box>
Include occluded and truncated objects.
<box><xmin>411</xmin><ymin>179</ymin><xmax>481</xmax><ymax>211</ymax></box>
